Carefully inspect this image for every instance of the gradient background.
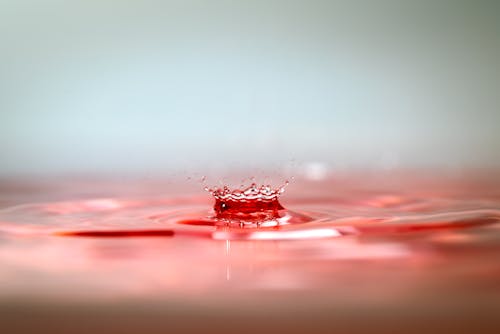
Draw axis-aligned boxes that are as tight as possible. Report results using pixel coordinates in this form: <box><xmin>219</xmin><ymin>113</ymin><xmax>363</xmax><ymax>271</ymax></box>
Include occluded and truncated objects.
<box><xmin>1</xmin><ymin>0</ymin><xmax>499</xmax><ymax>177</ymax></box>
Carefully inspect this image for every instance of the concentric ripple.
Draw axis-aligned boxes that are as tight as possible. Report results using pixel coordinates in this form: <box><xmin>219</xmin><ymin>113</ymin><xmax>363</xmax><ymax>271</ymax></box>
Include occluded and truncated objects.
<box><xmin>0</xmin><ymin>187</ymin><xmax>499</xmax><ymax>241</ymax></box>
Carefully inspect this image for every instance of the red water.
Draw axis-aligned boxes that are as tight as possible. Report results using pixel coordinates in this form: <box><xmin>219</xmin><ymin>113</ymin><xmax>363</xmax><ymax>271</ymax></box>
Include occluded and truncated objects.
<box><xmin>4</xmin><ymin>177</ymin><xmax>497</xmax><ymax>242</ymax></box>
<box><xmin>209</xmin><ymin>183</ymin><xmax>288</xmax><ymax>226</ymax></box>
<box><xmin>0</xmin><ymin>171</ymin><xmax>500</xmax><ymax>312</ymax></box>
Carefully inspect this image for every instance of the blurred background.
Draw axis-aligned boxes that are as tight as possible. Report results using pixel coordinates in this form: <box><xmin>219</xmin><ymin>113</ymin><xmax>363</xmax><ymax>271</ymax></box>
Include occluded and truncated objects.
<box><xmin>1</xmin><ymin>0</ymin><xmax>499</xmax><ymax>177</ymax></box>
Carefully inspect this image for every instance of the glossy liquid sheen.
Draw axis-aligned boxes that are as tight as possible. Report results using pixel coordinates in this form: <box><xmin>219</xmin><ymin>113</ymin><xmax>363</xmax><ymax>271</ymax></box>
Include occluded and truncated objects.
<box><xmin>0</xmin><ymin>172</ymin><xmax>500</xmax><ymax>306</ymax></box>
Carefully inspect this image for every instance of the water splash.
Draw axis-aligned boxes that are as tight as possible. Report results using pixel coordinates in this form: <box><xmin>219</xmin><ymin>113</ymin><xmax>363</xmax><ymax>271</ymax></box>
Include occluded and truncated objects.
<box><xmin>1</xmin><ymin>175</ymin><xmax>499</xmax><ymax>240</ymax></box>
<box><xmin>1</xmin><ymin>174</ymin><xmax>500</xmax><ymax>310</ymax></box>
<box><xmin>205</xmin><ymin>182</ymin><xmax>289</xmax><ymax>223</ymax></box>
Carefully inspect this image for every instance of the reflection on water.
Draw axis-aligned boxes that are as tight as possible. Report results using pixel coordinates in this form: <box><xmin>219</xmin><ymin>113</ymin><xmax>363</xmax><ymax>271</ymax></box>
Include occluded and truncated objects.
<box><xmin>0</xmin><ymin>172</ymin><xmax>500</xmax><ymax>306</ymax></box>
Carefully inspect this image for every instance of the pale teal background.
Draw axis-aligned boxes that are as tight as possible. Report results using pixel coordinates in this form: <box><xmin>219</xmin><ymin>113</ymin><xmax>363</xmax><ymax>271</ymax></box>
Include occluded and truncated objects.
<box><xmin>1</xmin><ymin>0</ymin><xmax>499</xmax><ymax>176</ymax></box>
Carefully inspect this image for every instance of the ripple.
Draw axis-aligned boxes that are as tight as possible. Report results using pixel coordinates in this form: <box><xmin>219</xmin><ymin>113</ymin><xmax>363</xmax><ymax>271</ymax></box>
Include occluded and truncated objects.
<box><xmin>0</xmin><ymin>194</ymin><xmax>499</xmax><ymax>241</ymax></box>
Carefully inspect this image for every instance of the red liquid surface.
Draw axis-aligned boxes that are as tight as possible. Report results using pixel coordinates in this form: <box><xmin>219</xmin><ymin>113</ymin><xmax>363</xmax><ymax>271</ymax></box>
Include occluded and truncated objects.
<box><xmin>214</xmin><ymin>197</ymin><xmax>284</xmax><ymax>216</ymax></box>
<box><xmin>1</xmin><ymin>171</ymin><xmax>500</xmax><ymax>333</ymax></box>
